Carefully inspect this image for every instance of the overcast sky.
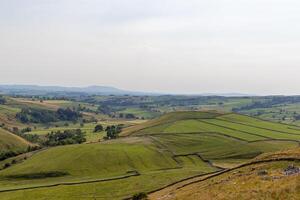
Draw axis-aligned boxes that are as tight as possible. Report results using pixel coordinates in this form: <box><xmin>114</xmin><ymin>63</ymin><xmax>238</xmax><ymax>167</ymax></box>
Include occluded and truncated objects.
<box><xmin>1</xmin><ymin>0</ymin><xmax>300</xmax><ymax>95</ymax></box>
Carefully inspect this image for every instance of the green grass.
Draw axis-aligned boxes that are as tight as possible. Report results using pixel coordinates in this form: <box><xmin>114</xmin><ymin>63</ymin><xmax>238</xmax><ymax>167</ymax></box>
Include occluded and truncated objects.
<box><xmin>152</xmin><ymin>133</ymin><xmax>298</xmax><ymax>160</ymax></box>
<box><xmin>2</xmin><ymin>111</ymin><xmax>300</xmax><ymax>199</ymax></box>
<box><xmin>201</xmin><ymin>119</ymin><xmax>300</xmax><ymax>140</ymax></box>
<box><xmin>175</xmin><ymin>155</ymin><xmax>216</xmax><ymax>170</ymax></box>
<box><xmin>0</xmin><ymin>136</ymin><xmax>217</xmax><ymax>200</ymax></box>
<box><xmin>122</xmin><ymin>111</ymin><xmax>221</xmax><ymax>136</ymax></box>
<box><xmin>30</xmin><ymin>122</ymin><xmax>113</xmax><ymax>143</ymax></box>
<box><xmin>0</xmin><ymin>128</ymin><xmax>31</xmax><ymax>155</ymax></box>
<box><xmin>0</xmin><ymin>105</ymin><xmax>21</xmax><ymax>115</ymax></box>
<box><xmin>218</xmin><ymin>113</ymin><xmax>300</xmax><ymax>134</ymax></box>
<box><xmin>131</xmin><ymin>119</ymin><xmax>264</xmax><ymax>141</ymax></box>
<box><xmin>0</xmin><ymin>167</ymin><xmax>213</xmax><ymax>200</ymax></box>
<box><xmin>118</xmin><ymin>107</ymin><xmax>161</xmax><ymax>119</ymax></box>
<box><xmin>0</xmin><ymin>139</ymin><xmax>179</xmax><ymax>190</ymax></box>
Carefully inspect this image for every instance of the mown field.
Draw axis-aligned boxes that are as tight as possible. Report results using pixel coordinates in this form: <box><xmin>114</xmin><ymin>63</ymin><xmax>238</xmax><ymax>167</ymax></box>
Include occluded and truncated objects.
<box><xmin>1</xmin><ymin>111</ymin><xmax>300</xmax><ymax>199</ymax></box>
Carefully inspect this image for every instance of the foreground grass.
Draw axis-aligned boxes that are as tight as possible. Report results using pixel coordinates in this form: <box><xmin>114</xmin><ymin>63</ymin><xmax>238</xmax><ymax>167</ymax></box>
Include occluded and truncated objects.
<box><xmin>0</xmin><ymin>138</ymin><xmax>181</xmax><ymax>190</ymax></box>
<box><xmin>149</xmin><ymin>148</ymin><xmax>300</xmax><ymax>200</ymax></box>
<box><xmin>0</xmin><ymin>137</ymin><xmax>217</xmax><ymax>200</ymax></box>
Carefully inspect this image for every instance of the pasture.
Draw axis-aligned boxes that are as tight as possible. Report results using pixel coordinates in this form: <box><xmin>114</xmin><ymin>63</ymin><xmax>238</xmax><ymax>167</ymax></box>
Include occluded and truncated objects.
<box><xmin>1</xmin><ymin>111</ymin><xmax>300</xmax><ymax>199</ymax></box>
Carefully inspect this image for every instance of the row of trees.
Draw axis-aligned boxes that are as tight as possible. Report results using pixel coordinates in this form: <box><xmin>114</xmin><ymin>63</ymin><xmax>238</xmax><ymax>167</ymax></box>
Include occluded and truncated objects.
<box><xmin>16</xmin><ymin>107</ymin><xmax>82</xmax><ymax>123</ymax></box>
<box><xmin>43</xmin><ymin>129</ymin><xmax>86</xmax><ymax>146</ymax></box>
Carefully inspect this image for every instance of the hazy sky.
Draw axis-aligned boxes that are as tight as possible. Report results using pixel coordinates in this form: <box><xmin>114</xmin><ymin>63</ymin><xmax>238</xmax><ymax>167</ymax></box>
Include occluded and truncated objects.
<box><xmin>1</xmin><ymin>0</ymin><xmax>300</xmax><ymax>95</ymax></box>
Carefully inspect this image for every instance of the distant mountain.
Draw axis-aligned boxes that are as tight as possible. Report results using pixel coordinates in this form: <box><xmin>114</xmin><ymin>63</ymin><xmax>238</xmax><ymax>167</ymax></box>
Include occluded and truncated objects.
<box><xmin>200</xmin><ymin>92</ymin><xmax>253</xmax><ymax>97</ymax></box>
<box><xmin>0</xmin><ymin>85</ymin><xmax>153</xmax><ymax>96</ymax></box>
<box><xmin>0</xmin><ymin>84</ymin><xmax>253</xmax><ymax>97</ymax></box>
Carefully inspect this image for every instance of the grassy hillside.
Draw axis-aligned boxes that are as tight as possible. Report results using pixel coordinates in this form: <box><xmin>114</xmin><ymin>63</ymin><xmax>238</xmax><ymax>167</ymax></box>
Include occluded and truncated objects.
<box><xmin>1</xmin><ymin>111</ymin><xmax>300</xmax><ymax>199</ymax></box>
<box><xmin>0</xmin><ymin>137</ymin><xmax>217</xmax><ymax>199</ymax></box>
<box><xmin>121</xmin><ymin>111</ymin><xmax>222</xmax><ymax>136</ymax></box>
<box><xmin>123</xmin><ymin>112</ymin><xmax>300</xmax><ymax>165</ymax></box>
<box><xmin>0</xmin><ymin>128</ymin><xmax>31</xmax><ymax>155</ymax></box>
<box><xmin>149</xmin><ymin>148</ymin><xmax>300</xmax><ymax>200</ymax></box>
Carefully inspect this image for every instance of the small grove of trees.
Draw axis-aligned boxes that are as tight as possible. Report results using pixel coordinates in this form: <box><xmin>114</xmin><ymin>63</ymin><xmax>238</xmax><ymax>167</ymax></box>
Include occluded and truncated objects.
<box><xmin>16</xmin><ymin>108</ymin><xmax>57</xmax><ymax>123</ymax></box>
<box><xmin>56</xmin><ymin>108</ymin><xmax>82</xmax><ymax>121</ymax></box>
<box><xmin>43</xmin><ymin>129</ymin><xmax>86</xmax><ymax>146</ymax></box>
<box><xmin>0</xmin><ymin>96</ymin><xmax>6</xmax><ymax>105</ymax></box>
<box><xmin>104</xmin><ymin>125</ymin><xmax>123</xmax><ymax>139</ymax></box>
<box><xmin>119</xmin><ymin>113</ymin><xmax>136</xmax><ymax>119</ymax></box>
<box><xmin>97</xmin><ymin>105</ymin><xmax>113</xmax><ymax>115</ymax></box>
<box><xmin>16</xmin><ymin>107</ymin><xmax>82</xmax><ymax>124</ymax></box>
<box><xmin>94</xmin><ymin>124</ymin><xmax>103</xmax><ymax>132</ymax></box>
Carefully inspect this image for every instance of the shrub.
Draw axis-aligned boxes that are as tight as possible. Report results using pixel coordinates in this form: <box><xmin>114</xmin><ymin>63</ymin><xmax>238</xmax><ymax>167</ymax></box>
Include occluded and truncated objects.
<box><xmin>0</xmin><ymin>96</ymin><xmax>6</xmax><ymax>105</ymax></box>
<box><xmin>132</xmin><ymin>192</ymin><xmax>148</xmax><ymax>200</ymax></box>
<box><xmin>3</xmin><ymin>163</ymin><xmax>11</xmax><ymax>169</ymax></box>
<box><xmin>94</xmin><ymin>124</ymin><xmax>103</xmax><ymax>132</ymax></box>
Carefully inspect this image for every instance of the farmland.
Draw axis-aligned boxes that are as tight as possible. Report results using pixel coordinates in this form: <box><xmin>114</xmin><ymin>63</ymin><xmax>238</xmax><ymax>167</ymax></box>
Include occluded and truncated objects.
<box><xmin>0</xmin><ymin>109</ymin><xmax>300</xmax><ymax>199</ymax></box>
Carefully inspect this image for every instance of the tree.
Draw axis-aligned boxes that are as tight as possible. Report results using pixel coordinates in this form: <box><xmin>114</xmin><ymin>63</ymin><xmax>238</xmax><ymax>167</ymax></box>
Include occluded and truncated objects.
<box><xmin>94</xmin><ymin>124</ymin><xmax>103</xmax><ymax>132</ymax></box>
<box><xmin>105</xmin><ymin>125</ymin><xmax>122</xmax><ymax>139</ymax></box>
<box><xmin>0</xmin><ymin>96</ymin><xmax>6</xmax><ymax>105</ymax></box>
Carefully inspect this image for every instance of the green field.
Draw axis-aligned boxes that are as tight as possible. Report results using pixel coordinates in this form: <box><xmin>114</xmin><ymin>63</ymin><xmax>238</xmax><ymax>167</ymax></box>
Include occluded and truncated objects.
<box><xmin>0</xmin><ymin>128</ymin><xmax>31</xmax><ymax>155</ymax></box>
<box><xmin>117</xmin><ymin>107</ymin><xmax>161</xmax><ymax>119</ymax></box>
<box><xmin>0</xmin><ymin>137</ymin><xmax>217</xmax><ymax>199</ymax></box>
<box><xmin>1</xmin><ymin>111</ymin><xmax>300</xmax><ymax>199</ymax></box>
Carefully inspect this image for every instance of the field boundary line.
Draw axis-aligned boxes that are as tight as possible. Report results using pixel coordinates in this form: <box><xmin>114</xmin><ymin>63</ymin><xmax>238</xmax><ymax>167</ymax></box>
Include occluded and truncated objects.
<box><xmin>0</xmin><ymin>172</ymin><xmax>140</xmax><ymax>193</ymax></box>
<box><xmin>216</xmin><ymin>118</ymin><xmax>300</xmax><ymax>136</ymax></box>
<box><xmin>198</xmin><ymin>119</ymin><xmax>272</xmax><ymax>139</ymax></box>
<box><xmin>143</xmin><ymin>157</ymin><xmax>300</xmax><ymax>199</ymax></box>
<box><xmin>175</xmin><ymin>157</ymin><xmax>300</xmax><ymax>189</ymax></box>
<box><xmin>222</xmin><ymin>113</ymin><xmax>300</xmax><ymax>129</ymax></box>
<box><xmin>123</xmin><ymin>114</ymin><xmax>221</xmax><ymax>136</ymax></box>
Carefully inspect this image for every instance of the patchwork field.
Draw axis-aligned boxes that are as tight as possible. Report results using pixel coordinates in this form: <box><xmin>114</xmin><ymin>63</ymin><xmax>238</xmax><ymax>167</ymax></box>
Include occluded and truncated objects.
<box><xmin>1</xmin><ymin>111</ymin><xmax>300</xmax><ymax>199</ymax></box>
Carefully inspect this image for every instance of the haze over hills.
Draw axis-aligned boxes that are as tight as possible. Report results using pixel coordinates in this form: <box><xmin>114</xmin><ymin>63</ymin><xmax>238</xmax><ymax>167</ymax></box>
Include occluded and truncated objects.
<box><xmin>0</xmin><ymin>85</ymin><xmax>152</xmax><ymax>96</ymax></box>
<box><xmin>0</xmin><ymin>84</ymin><xmax>252</xmax><ymax>97</ymax></box>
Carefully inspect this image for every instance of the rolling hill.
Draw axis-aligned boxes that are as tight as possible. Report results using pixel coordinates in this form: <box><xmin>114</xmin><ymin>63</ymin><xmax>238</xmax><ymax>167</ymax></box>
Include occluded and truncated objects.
<box><xmin>0</xmin><ymin>128</ymin><xmax>31</xmax><ymax>156</ymax></box>
<box><xmin>0</xmin><ymin>111</ymin><xmax>300</xmax><ymax>199</ymax></box>
<box><xmin>123</xmin><ymin>111</ymin><xmax>300</xmax><ymax>167</ymax></box>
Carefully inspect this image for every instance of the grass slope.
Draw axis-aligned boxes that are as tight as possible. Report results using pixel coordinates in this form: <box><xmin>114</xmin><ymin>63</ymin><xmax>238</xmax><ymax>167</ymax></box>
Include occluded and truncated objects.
<box><xmin>149</xmin><ymin>148</ymin><xmax>300</xmax><ymax>200</ymax></box>
<box><xmin>123</xmin><ymin>111</ymin><xmax>300</xmax><ymax>165</ymax></box>
<box><xmin>0</xmin><ymin>137</ymin><xmax>217</xmax><ymax>200</ymax></box>
<box><xmin>121</xmin><ymin>111</ymin><xmax>221</xmax><ymax>136</ymax></box>
<box><xmin>0</xmin><ymin>138</ymin><xmax>179</xmax><ymax>190</ymax></box>
<box><xmin>0</xmin><ymin>128</ymin><xmax>31</xmax><ymax>155</ymax></box>
<box><xmin>1</xmin><ymin>111</ymin><xmax>300</xmax><ymax>200</ymax></box>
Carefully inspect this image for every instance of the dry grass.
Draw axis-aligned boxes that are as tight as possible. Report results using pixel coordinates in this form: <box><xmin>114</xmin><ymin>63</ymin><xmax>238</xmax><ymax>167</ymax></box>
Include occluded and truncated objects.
<box><xmin>149</xmin><ymin>148</ymin><xmax>300</xmax><ymax>200</ymax></box>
